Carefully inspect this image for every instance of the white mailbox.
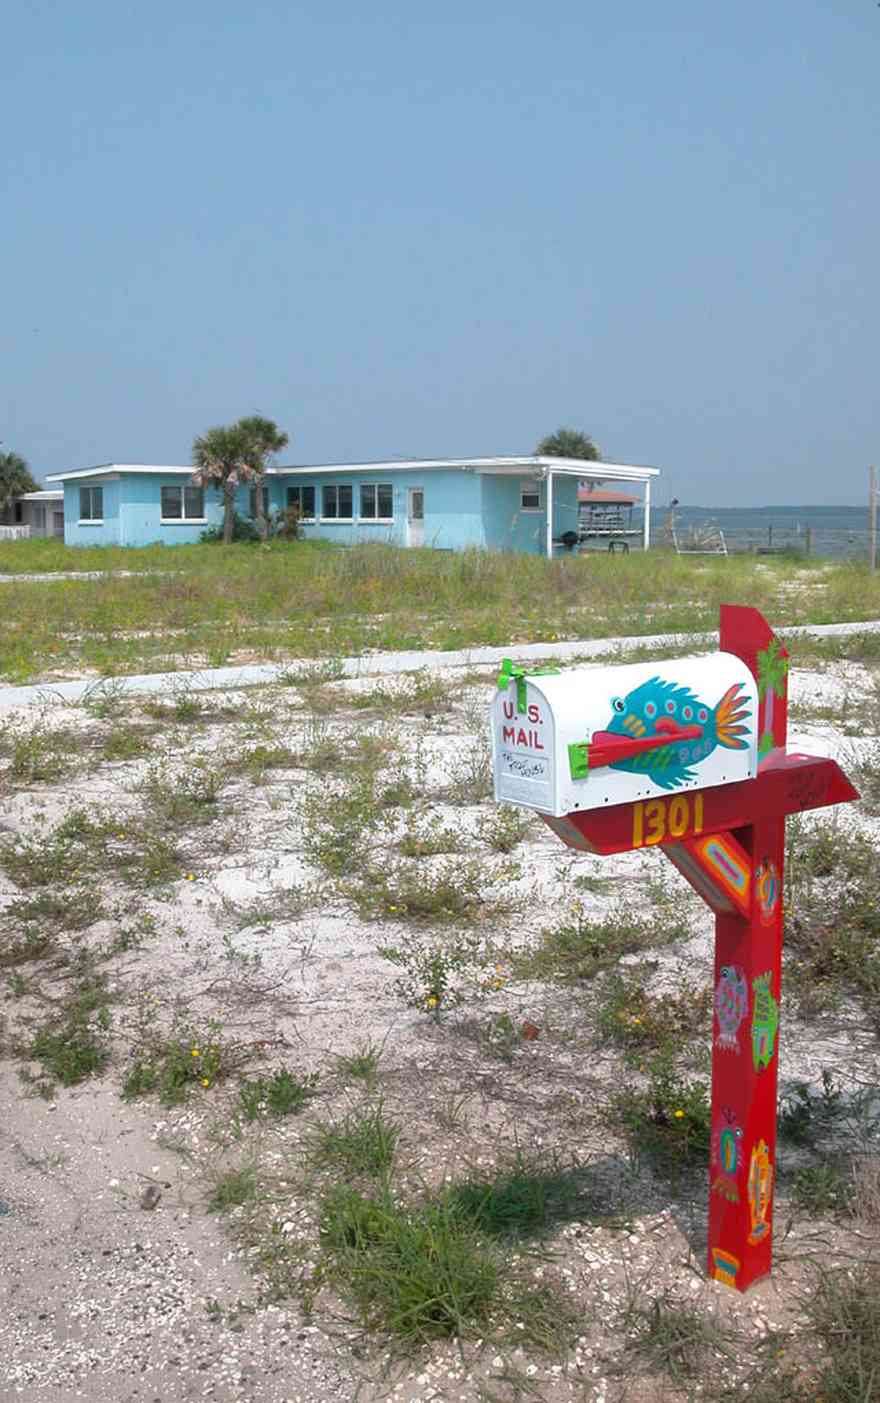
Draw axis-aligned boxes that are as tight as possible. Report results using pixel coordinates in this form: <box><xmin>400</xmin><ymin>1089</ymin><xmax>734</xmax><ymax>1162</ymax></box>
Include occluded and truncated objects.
<box><xmin>492</xmin><ymin>654</ymin><xmax>758</xmax><ymax>817</ymax></box>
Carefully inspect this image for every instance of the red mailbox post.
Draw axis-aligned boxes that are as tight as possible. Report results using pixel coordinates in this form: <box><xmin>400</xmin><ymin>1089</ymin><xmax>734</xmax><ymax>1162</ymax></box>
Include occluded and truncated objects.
<box><xmin>495</xmin><ymin>606</ymin><xmax>857</xmax><ymax>1292</ymax></box>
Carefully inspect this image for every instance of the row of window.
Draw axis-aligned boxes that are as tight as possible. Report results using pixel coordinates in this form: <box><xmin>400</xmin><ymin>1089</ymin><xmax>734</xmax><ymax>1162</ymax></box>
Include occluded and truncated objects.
<box><xmin>79</xmin><ymin>478</ymin><xmax>543</xmax><ymax>526</ymax></box>
<box><xmin>80</xmin><ymin>481</ymin><xmax>394</xmax><ymax>525</ymax></box>
<box><xmin>253</xmin><ymin>483</ymin><xmax>395</xmax><ymax>522</ymax></box>
<box><xmin>80</xmin><ymin>484</ymin><xmax>208</xmax><ymax>522</ymax></box>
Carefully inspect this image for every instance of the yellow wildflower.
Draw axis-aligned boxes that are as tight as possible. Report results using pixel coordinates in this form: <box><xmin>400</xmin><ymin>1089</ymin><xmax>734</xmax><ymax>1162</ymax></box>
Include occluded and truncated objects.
<box><xmin>426</xmin><ymin>995</ymin><xmax>439</xmax><ymax>1009</ymax></box>
<box><xmin>191</xmin><ymin>1048</ymin><xmax>200</xmax><ymax>1058</ymax></box>
<box><xmin>673</xmin><ymin>1109</ymin><xmax>685</xmax><ymax>1119</ymax></box>
<box><xmin>632</xmin><ymin>1016</ymin><xmax>642</xmax><ymax>1025</ymax></box>
<box><xmin>201</xmin><ymin>1078</ymin><xmax>210</xmax><ymax>1088</ymax></box>
<box><xmin>185</xmin><ymin>873</ymin><xmax>196</xmax><ymax>881</ymax></box>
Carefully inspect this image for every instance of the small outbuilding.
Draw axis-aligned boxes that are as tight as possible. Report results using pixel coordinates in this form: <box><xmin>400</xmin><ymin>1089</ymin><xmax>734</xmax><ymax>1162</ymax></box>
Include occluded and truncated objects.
<box><xmin>46</xmin><ymin>457</ymin><xmax>659</xmax><ymax>554</ymax></box>
<box><xmin>0</xmin><ymin>490</ymin><xmax>65</xmax><ymax>539</ymax></box>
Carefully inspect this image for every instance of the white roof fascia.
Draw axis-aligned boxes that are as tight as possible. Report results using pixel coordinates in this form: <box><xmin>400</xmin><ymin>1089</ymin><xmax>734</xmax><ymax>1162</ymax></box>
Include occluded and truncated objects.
<box><xmin>46</xmin><ymin>464</ymin><xmax>196</xmax><ymax>482</ymax></box>
<box><xmin>275</xmin><ymin>457</ymin><xmax>660</xmax><ymax>482</ymax></box>
<box><xmin>19</xmin><ymin>490</ymin><xmax>64</xmax><ymax>500</ymax></box>
<box><xmin>46</xmin><ymin>457</ymin><xmax>661</xmax><ymax>485</ymax></box>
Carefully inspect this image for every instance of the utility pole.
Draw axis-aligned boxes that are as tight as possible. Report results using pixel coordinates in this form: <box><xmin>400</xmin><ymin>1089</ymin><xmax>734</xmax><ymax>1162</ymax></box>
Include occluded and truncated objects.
<box><xmin>870</xmin><ymin>466</ymin><xmax>877</xmax><ymax>573</ymax></box>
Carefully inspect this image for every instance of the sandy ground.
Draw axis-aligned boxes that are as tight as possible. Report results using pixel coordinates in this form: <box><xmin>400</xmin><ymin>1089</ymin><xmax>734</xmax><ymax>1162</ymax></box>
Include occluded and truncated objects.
<box><xmin>0</xmin><ymin>652</ymin><xmax>878</xmax><ymax>1402</ymax></box>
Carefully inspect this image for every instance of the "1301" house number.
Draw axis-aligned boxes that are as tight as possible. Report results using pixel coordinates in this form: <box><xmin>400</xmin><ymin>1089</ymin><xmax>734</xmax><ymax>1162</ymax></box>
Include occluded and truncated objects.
<box><xmin>632</xmin><ymin>792</ymin><xmax>705</xmax><ymax>848</ymax></box>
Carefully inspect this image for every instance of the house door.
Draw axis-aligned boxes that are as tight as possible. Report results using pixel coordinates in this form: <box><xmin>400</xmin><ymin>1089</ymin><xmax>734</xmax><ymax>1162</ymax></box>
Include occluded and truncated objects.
<box><xmin>406</xmin><ymin>488</ymin><xmax>424</xmax><ymax>547</ymax></box>
<box><xmin>53</xmin><ymin>512</ymin><xmax>64</xmax><ymax>537</ymax></box>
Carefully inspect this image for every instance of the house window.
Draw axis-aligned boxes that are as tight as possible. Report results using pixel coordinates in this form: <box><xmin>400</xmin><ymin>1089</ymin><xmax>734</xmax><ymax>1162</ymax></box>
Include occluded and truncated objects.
<box><xmin>13</xmin><ymin>501</ymin><xmax>23</xmax><ymax>523</ymax></box>
<box><xmin>287</xmin><ymin>485</ymin><xmax>315</xmax><ymax>519</ymax></box>
<box><xmin>79</xmin><ymin>485</ymin><xmax>104</xmax><ymax>521</ymax></box>
<box><xmin>32</xmin><ymin>506</ymin><xmax>46</xmax><ymax>531</ymax></box>
<box><xmin>360</xmin><ymin>483</ymin><xmax>393</xmax><ymax>520</ymax></box>
<box><xmin>322</xmin><ymin>484</ymin><xmax>353</xmax><ymax>519</ymax></box>
<box><xmin>520</xmin><ymin>480</ymin><xmax>541</xmax><ymax>511</ymax></box>
<box><xmin>161</xmin><ymin>485</ymin><xmax>204</xmax><ymax>521</ymax></box>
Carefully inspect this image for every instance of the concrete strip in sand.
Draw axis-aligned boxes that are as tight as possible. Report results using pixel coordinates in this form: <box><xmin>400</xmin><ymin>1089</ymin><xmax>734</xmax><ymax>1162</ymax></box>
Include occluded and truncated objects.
<box><xmin>1</xmin><ymin>618</ymin><xmax>878</xmax><ymax>710</ymax></box>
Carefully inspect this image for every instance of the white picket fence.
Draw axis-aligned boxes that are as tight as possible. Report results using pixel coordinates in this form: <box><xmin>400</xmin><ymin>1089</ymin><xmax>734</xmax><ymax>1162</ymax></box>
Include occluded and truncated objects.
<box><xmin>0</xmin><ymin>525</ymin><xmax>31</xmax><ymax>541</ymax></box>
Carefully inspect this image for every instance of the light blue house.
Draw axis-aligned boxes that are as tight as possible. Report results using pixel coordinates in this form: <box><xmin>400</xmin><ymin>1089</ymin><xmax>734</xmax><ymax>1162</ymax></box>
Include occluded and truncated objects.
<box><xmin>46</xmin><ymin>458</ymin><xmax>659</xmax><ymax>554</ymax></box>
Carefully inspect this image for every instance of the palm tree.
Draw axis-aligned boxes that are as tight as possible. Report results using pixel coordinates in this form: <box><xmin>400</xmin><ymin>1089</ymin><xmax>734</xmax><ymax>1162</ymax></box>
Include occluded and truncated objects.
<box><xmin>535</xmin><ymin>428</ymin><xmax>601</xmax><ymax>461</ymax></box>
<box><xmin>756</xmin><ymin>640</ymin><xmax>789</xmax><ymax>756</ymax></box>
<box><xmin>192</xmin><ymin>424</ymin><xmax>252</xmax><ymax>544</ymax></box>
<box><xmin>0</xmin><ymin>450</ymin><xmax>38</xmax><ymax>515</ymax></box>
<box><xmin>237</xmin><ymin>415</ymin><xmax>289</xmax><ymax>541</ymax></box>
<box><xmin>192</xmin><ymin>416</ymin><xmax>289</xmax><ymax>544</ymax></box>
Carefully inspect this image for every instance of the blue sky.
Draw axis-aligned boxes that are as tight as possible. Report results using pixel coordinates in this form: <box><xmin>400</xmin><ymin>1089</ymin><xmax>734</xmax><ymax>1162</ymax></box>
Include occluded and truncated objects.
<box><xmin>3</xmin><ymin>1</ymin><xmax>878</xmax><ymax>505</ymax></box>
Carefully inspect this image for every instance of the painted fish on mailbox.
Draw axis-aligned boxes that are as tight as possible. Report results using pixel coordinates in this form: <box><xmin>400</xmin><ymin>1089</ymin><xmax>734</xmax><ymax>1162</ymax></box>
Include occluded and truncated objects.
<box><xmin>596</xmin><ymin>678</ymin><xmax>752</xmax><ymax>791</ymax></box>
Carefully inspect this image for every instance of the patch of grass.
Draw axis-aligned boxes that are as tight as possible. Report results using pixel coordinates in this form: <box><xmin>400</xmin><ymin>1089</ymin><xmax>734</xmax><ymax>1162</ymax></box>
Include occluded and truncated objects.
<box><xmin>4</xmin><ymin>886</ymin><xmax>100</xmax><ymax>935</ymax></box>
<box><xmin>336</xmin><ymin>1041</ymin><xmax>384</xmax><ymax>1085</ymax></box>
<box><xmin>620</xmin><ymin>1290</ymin><xmax>730</xmax><ymax>1384</ymax></box>
<box><xmin>804</xmin><ymin>1262</ymin><xmax>880</xmax><ymax>1402</ymax></box>
<box><xmin>237</xmin><ymin>1068</ymin><xmax>318</xmax><ymax>1120</ymax></box>
<box><xmin>441</xmin><ymin>735</ymin><xmax>494</xmax><ymax>804</ymax></box>
<box><xmin>301</xmin><ymin>775</ymin><xmax>387</xmax><ymax>876</ymax></box>
<box><xmin>30</xmin><ymin>975</ymin><xmax>113</xmax><ymax>1087</ymax></box>
<box><xmin>778</xmin><ymin>1069</ymin><xmax>845</xmax><ymax>1148</ymax></box>
<box><xmin>142</xmin><ymin>689</ymin><xmax>208</xmax><ymax>723</ymax></box>
<box><xmin>122</xmin><ymin>1018</ymin><xmax>230</xmax><ymax>1105</ymax></box>
<box><xmin>396</xmin><ymin>815</ymin><xmax>463</xmax><ymax>858</ymax></box>
<box><xmin>311</xmin><ymin>1099</ymin><xmax>400</xmax><ymax>1178</ymax></box>
<box><xmin>0</xmin><ymin>810</ymin><xmax>182</xmax><ymax>893</ymax></box>
<box><xmin>0</xmin><ymin>720</ymin><xmax>73</xmax><ymax>784</ymax></box>
<box><xmin>356</xmin><ymin>857</ymin><xmax>516</xmax><ymax>926</ymax></box>
<box><xmin>597</xmin><ymin>969</ymin><xmax>711</xmax><ymax>1058</ymax></box>
<box><xmin>514</xmin><ymin>904</ymin><xmax>689</xmax><ymax>985</ymax></box>
<box><xmin>378</xmin><ymin>930</ymin><xmax>495</xmax><ymax>1014</ymax></box>
<box><xmin>3</xmin><ymin>541</ymin><xmax>880</xmax><ymax>684</ymax></box>
<box><xmin>208</xmin><ymin>1166</ymin><xmax>258</xmax><ymax>1213</ymax></box>
<box><xmin>140</xmin><ymin>765</ymin><xmax>223</xmax><ymax>829</ymax></box>
<box><xmin>477</xmin><ymin>804</ymin><xmax>532</xmax><ymax>853</ymax></box>
<box><xmin>612</xmin><ymin>1058</ymin><xmax>711</xmax><ymax>1181</ymax></box>
<box><xmin>791</xmin><ymin>1161</ymin><xmax>853</xmax><ymax>1216</ymax></box>
<box><xmin>0</xmin><ymin>926</ymin><xmax>55</xmax><ymax>968</ymax></box>
<box><xmin>228</xmin><ymin>744</ymin><xmax>298</xmax><ymax>782</ymax></box>
<box><xmin>785</xmin><ymin>820</ymin><xmax>880</xmax><ymax>1017</ymax></box>
<box><xmin>100</xmin><ymin>724</ymin><xmax>157</xmax><ymax>761</ymax></box>
<box><xmin>448</xmin><ymin>1151</ymin><xmax>609</xmax><ymax>1240</ymax></box>
<box><xmin>319</xmin><ymin>1185</ymin><xmax>500</xmax><ymax>1343</ymax></box>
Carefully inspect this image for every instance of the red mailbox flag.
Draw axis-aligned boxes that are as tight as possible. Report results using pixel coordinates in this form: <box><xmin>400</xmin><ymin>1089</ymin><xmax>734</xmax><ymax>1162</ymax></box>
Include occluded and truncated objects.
<box><xmin>539</xmin><ymin>607</ymin><xmax>857</xmax><ymax>1292</ymax></box>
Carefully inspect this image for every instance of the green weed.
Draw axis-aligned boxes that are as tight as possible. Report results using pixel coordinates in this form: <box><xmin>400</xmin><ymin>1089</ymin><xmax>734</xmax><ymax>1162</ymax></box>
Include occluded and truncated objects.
<box><xmin>122</xmin><ymin>1018</ymin><xmax>228</xmax><ymax>1105</ymax></box>
<box><xmin>141</xmin><ymin>765</ymin><xmax>223</xmax><ymax>828</ymax></box>
<box><xmin>477</xmin><ymin>804</ymin><xmax>532</xmax><ymax>853</ymax></box>
<box><xmin>597</xmin><ymin>970</ymin><xmax>711</xmax><ymax>1058</ymax></box>
<box><xmin>612</xmin><ymin>1059</ymin><xmax>711</xmax><ymax>1180</ymax></box>
<box><xmin>30</xmin><ymin>975</ymin><xmax>112</xmax><ymax>1087</ymax></box>
<box><xmin>620</xmin><ymin>1290</ymin><xmax>730</xmax><ymax>1384</ymax></box>
<box><xmin>208</xmin><ymin>1166</ymin><xmax>258</xmax><ymax>1213</ymax></box>
<box><xmin>514</xmin><ymin>905</ymin><xmax>689</xmax><ymax>985</ymax></box>
<box><xmin>378</xmin><ymin>930</ymin><xmax>495</xmax><ymax>1014</ymax></box>
<box><xmin>396</xmin><ymin>816</ymin><xmax>463</xmax><ymax>858</ymax></box>
<box><xmin>311</xmin><ymin>1100</ymin><xmax>400</xmax><ymax>1178</ymax></box>
<box><xmin>803</xmin><ymin>1262</ymin><xmax>880</xmax><ymax>1402</ymax></box>
<box><xmin>237</xmin><ymin>1069</ymin><xmax>318</xmax><ymax>1120</ymax></box>
<box><xmin>335</xmin><ymin>1041</ymin><xmax>384</xmax><ymax>1085</ymax></box>
<box><xmin>301</xmin><ymin>776</ymin><xmax>386</xmax><ymax>876</ymax></box>
<box><xmin>356</xmin><ymin>857</ymin><xmax>516</xmax><ymax>926</ymax></box>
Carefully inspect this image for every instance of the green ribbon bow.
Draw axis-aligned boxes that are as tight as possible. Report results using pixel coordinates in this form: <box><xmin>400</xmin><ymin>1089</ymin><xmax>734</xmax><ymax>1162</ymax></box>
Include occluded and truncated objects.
<box><xmin>496</xmin><ymin>658</ymin><xmax>560</xmax><ymax>714</ymax></box>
